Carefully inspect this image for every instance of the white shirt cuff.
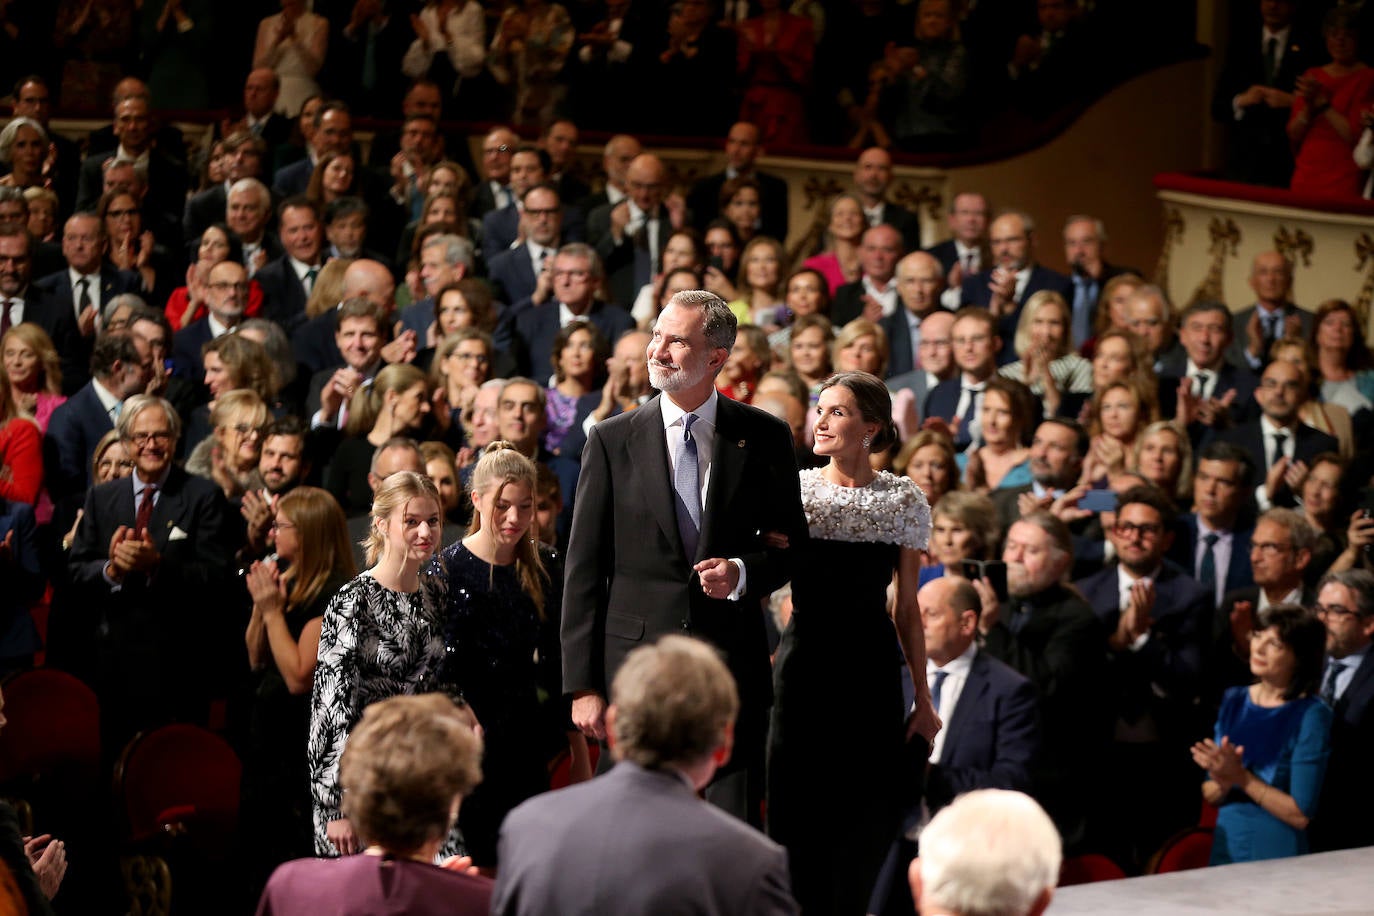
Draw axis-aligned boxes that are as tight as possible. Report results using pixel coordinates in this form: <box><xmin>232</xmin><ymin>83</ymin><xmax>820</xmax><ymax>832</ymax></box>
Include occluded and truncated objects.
<box><xmin>726</xmin><ymin>558</ymin><xmax>747</xmax><ymax>601</ymax></box>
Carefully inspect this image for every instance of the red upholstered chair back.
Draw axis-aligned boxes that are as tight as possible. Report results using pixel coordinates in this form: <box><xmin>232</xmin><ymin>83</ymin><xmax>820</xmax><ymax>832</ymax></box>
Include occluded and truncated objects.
<box><xmin>1149</xmin><ymin>827</ymin><xmax>1214</xmax><ymax>874</ymax></box>
<box><xmin>0</xmin><ymin>669</ymin><xmax>101</xmax><ymax>785</ymax></box>
<box><xmin>115</xmin><ymin>724</ymin><xmax>241</xmax><ymax>859</ymax></box>
<box><xmin>1058</xmin><ymin>853</ymin><xmax>1126</xmax><ymax>887</ymax></box>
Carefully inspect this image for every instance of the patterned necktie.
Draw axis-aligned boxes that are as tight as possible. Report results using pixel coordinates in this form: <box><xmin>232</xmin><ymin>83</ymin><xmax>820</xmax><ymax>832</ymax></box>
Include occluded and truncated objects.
<box><xmin>673</xmin><ymin>413</ymin><xmax>701</xmax><ymax>559</ymax></box>
<box><xmin>135</xmin><ymin>484</ymin><xmax>157</xmax><ymax>536</ymax></box>
<box><xmin>1321</xmin><ymin>661</ymin><xmax>1346</xmax><ymax>707</ymax></box>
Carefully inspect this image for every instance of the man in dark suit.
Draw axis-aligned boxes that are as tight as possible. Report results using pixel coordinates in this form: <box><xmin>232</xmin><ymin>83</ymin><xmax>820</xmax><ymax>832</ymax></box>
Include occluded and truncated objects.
<box><xmin>66</xmin><ymin>395</ymin><xmax>232</xmax><ymax>752</ymax></box>
<box><xmin>1212</xmin><ymin>508</ymin><xmax>1316</xmax><ymax>700</ymax></box>
<box><xmin>830</xmin><ymin>225</ymin><xmax>904</xmax><ymax>326</ymax></box>
<box><xmin>1062</xmin><ymin>215</ymin><xmax>1137</xmax><ymax>349</ymax></box>
<box><xmin>272</xmin><ymin>102</ymin><xmax>355</xmax><ymax>198</ymax></box>
<box><xmin>925</xmin><ymin>307</ymin><xmax>1002</xmax><ymax>453</ymax></box>
<box><xmin>1075</xmin><ymin>485</ymin><xmax>1213</xmax><ymax>867</ymax></box>
<box><xmin>184</xmin><ymin>132</ymin><xmax>269</xmax><ymax>243</ymax></box>
<box><xmin>540</xmin><ymin>119</ymin><xmax>589</xmax><ymax>209</ymax></box>
<box><xmin>8</xmin><ymin>76</ymin><xmax>80</xmax><ymax>218</ymax></box>
<box><xmin>1168</xmin><ymin>441</ymin><xmax>1258</xmax><ymax>612</ymax></box>
<box><xmin>562</xmin><ymin>291</ymin><xmax>807</xmax><ymax>824</ymax></box>
<box><xmin>76</xmin><ymin>97</ymin><xmax>188</xmax><ymax>229</ymax></box>
<box><xmin>255</xmin><ymin>197</ymin><xmax>327</xmax><ymax>333</ymax></box>
<box><xmin>587</xmin><ymin>153</ymin><xmax>674</xmax><ymax>309</ymax></box>
<box><xmin>43</xmin><ymin>333</ymin><xmax>151</xmax><ymax>503</ymax></box>
<box><xmin>1157</xmin><ymin>301</ymin><xmax>1258</xmax><ymax>446</ymax></box>
<box><xmin>229</xmin><ymin>68</ymin><xmax>294</xmax><ymax>151</ymax></box>
<box><xmin>990</xmin><ymin>417</ymin><xmax>1089</xmax><ymax>532</ymax></box>
<box><xmin>225</xmin><ymin>178</ymin><xmax>284</xmax><ymax>278</ymax></box>
<box><xmin>393</xmin><ymin>234</ymin><xmax>475</xmax><ymax>340</ymax></box>
<box><xmin>960</xmin><ymin>210</ymin><xmax>1072</xmax><ymax>363</ymax></box>
<box><xmin>926</xmin><ymin>191</ymin><xmax>990</xmax><ymax>309</ymax></box>
<box><xmin>328</xmin><ymin>8</ymin><xmax>415</xmax><ymax>119</ymax></box>
<box><xmin>1310</xmin><ymin>569</ymin><xmax>1374</xmax><ymax>852</ymax></box>
<box><xmin>472</xmin><ymin>126</ymin><xmax>520</xmax><ymax>219</ymax></box>
<box><xmin>687</xmin><ymin>122</ymin><xmax>789</xmax><ymax>243</ymax></box>
<box><xmin>81</xmin><ymin>77</ymin><xmax>186</xmax><ymax>170</ymax></box>
<box><xmin>574</xmin><ymin>134</ymin><xmax>640</xmax><ymax>221</ymax></box>
<box><xmin>481</xmin><ymin>147</ymin><xmax>586</xmax><ymax>255</ymax></box>
<box><xmin>1228</xmin><ymin>251</ymin><xmax>1313</xmax><ymax>372</ymax></box>
<box><xmin>499</xmin><ymin>244</ymin><xmax>635</xmax><ymax>381</ymax></box>
<box><xmin>364</xmin><ymin>81</ymin><xmax>479</xmax><ymax>184</ymax></box>
<box><xmin>495</xmin><ymin>635</ymin><xmax>797</xmax><ymax>915</ymax></box>
<box><xmin>1211</xmin><ymin>0</ymin><xmax>1318</xmax><ymax>186</ymax></box>
<box><xmin>852</xmin><ymin>147</ymin><xmax>922</xmax><ymax>253</ymax></box>
<box><xmin>882</xmin><ymin>251</ymin><xmax>947</xmax><ymax>378</ymax></box>
<box><xmin>886</xmin><ymin>310</ymin><xmax>957</xmax><ymax>424</ymax></box>
<box><xmin>173</xmin><ymin>260</ymin><xmax>249</xmax><ymax>382</ymax></box>
<box><xmin>487</xmin><ymin>183</ymin><xmax>566</xmax><ymax>307</ymax></box>
<box><xmin>0</xmin><ymin>229</ymin><xmax>81</xmax><ymax>394</ymax></box>
<box><xmin>36</xmin><ymin>213</ymin><xmax>143</xmax><ymax>392</ymax></box>
<box><xmin>1219</xmin><ymin>357</ymin><xmax>1338</xmax><ymax>511</ymax></box>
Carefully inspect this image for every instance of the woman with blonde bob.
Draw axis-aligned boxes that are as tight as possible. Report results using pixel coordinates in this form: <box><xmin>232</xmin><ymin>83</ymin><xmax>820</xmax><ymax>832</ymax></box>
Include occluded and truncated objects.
<box><xmin>999</xmin><ymin>289</ymin><xmax>1093</xmax><ymax>419</ymax></box>
<box><xmin>2</xmin><ymin>324</ymin><xmax>64</xmax><ymax>430</ymax></box>
<box><xmin>261</xmin><ymin>694</ymin><xmax>492</xmax><ymax>914</ymax></box>
<box><xmin>187</xmin><ymin>389</ymin><xmax>270</xmax><ymax>500</ymax></box>
<box><xmin>242</xmin><ymin>486</ymin><xmax>356</xmax><ymax>887</ymax></box>
<box><xmin>309</xmin><ymin>471</ymin><xmax>448</xmax><ymax>860</ymax></box>
<box><xmin>430</xmin><ymin>441</ymin><xmax>589</xmax><ymax>868</ymax></box>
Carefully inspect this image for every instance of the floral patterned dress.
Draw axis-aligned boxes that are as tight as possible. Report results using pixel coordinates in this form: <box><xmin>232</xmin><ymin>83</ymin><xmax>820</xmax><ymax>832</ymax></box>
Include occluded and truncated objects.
<box><xmin>767</xmin><ymin>468</ymin><xmax>930</xmax><ymax>915</ymax></box>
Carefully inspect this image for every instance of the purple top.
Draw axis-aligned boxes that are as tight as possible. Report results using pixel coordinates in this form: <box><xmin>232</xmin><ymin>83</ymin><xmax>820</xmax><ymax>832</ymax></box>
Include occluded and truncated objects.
<box><xmin>257</xmin><ymin>854</ymin><xmax>493</xmax><ymax>916</ymax></box>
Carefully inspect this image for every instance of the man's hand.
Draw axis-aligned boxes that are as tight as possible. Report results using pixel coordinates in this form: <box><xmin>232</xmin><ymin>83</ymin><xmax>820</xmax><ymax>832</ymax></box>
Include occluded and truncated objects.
<box><xmin>24</xmin><ymin>834</ymin><xmax>65</xmax><ymax>899</ymax></box>
<box><xmin>859</xmin><ymin>294</ymin><xmax>884</xmax><ymax>322</ymax></box>
<box><xmin>241</xmin><ymin>489</ymin><xmax>275</xmax><ymax>551</ymax></box>
<box><xmin>1264</xmin><ymin>455</ymin><xmax>1291</xmax><ymax>500</ymax></box>
<box><xmin>987</xmin><ymin>267</ymin><xmax>1016</xmax><ymax>315</ymax></box>
<box><xmin>971</xmin><ymin>576</ymin><xmax>1000</xmax><ymax>633</ymax></box>
<box><xmin>380</xmin><ymin>329</ymin><xmax>418</xmax><ymax>365</ymax></box>
<box><xmin>1230</xmin><ymin>599</ymin><xmax>1254</xmax><ymax>659</ymax></box>
<box><xmin>1111</xmin><ymin>578</ymin><xmax>1155</xmax><ymax>649</ymax></box>
<box><xmin>115</xmin><ymin>534</ymin><xmax>160</xmax><ymax>574</ymax></box>
<box><xmin>1246</xmin><ymin>309</ymin><xmax>1265</xmax><ymax>359</ymax></box>
<box><xmin>1195</xmin><ymin>388</ymin><xmax>1237</xmax><ymax>428</ymax></box>
<box><xmin>695</xmin><ymin>558</ymin><xmax>740</xmax><ymax>600</ymax></box>
<box><xmin>609</xmin><ymin>200</ymin><xmax>631</xmax><ymax>242</ymax></box>
<box><xmin>77</xmin><ymin>304</ymin><xmax>98</xmax><ymax>337</ymax></box>
<box><xmin>320</xmin><ymin>367</ymin><xmax>364</xmax><ymax>422</ymax></box>
<box><xmin>1016</xmin><ymin>490</ymin><xmax>1054</xmax><ymax>519</ymax></box>
<box><xmin>1236</xmin><ymin>84</ymin><xmax>1267</xmax><ymax>108</ymax></box>
<box><xmin>571</xmin><ymin>691</ymin><xmax>608</xmax><ymax>741</ymax></box>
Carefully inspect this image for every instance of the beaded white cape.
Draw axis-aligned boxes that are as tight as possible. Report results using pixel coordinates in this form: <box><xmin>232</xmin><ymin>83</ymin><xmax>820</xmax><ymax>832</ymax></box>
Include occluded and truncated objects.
<box><xmin>799</xmin><ymin>468</ymin><xmax>932</xmax><ymax>551</ymax></box>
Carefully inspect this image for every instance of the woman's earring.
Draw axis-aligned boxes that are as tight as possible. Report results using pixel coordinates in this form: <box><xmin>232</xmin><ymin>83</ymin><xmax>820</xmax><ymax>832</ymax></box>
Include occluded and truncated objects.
<box><xmin>862</xmin><ymin>434</ymin><xmax>872</xmax><ymax>448</ymax></box>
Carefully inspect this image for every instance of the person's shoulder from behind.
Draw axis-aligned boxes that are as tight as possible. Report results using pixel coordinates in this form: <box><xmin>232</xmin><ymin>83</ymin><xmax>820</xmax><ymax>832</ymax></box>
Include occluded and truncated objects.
<box><xmin>259</xmin><ymin>855</ymin><xmax>493</xmax><ymax>916</ymax></box>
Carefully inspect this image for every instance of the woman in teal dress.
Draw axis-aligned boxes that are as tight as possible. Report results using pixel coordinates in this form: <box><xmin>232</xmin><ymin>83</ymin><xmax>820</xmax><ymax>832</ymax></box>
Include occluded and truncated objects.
<box><xmin>1192</xmin><ymin>603</ymin><xmax>1332</xmax><ymax>864</ymax></box>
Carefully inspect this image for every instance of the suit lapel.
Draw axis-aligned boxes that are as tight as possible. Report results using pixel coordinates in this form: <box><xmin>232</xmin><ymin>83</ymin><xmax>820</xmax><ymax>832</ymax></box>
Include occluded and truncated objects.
<box><xmin>627</xmin><ymin>398</ymin><xmax>686</xmax><ymax>558</ymax></box>
<box><xmin>941</xmin><ymin>653</ymin><xmax>988</xmax><ymax>755</ymax></box>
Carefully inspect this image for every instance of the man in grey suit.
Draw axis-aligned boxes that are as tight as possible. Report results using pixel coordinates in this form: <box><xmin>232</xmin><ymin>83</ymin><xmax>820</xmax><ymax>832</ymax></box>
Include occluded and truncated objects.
<box><xmin>1227</xmin><ymin>250</ymin><xmax>1312</xmax><ymax>372</ymax></box>
<box><xmin>493</xmin><ymin>635</ymin><xmax>798</xmax><ymax>916</ymax></box>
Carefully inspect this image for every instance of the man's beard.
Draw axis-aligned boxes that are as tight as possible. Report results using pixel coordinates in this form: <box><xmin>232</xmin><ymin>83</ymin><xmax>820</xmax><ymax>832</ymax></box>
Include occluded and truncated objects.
<box><xmin>648</xmin><ymin>357</ymin><xmax>707</xmax><ymax>393</ymax></box>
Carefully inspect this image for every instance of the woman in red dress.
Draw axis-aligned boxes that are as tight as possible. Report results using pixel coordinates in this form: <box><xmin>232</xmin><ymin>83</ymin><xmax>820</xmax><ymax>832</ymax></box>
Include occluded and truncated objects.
<box><xmin>1289</xmin><ymin>8</ymin><xmax>1374</xmax><ymax>198</ymax></box>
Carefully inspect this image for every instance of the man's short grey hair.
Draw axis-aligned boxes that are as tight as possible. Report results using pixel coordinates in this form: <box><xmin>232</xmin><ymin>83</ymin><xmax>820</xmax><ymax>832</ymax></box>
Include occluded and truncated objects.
<box><xmin>1063</xmin><ymin>214</ymin><xmax>1106</xmax><ymax>243</ymax></box>
<box><xmin>1317</xmin><ymin>568</ymin><xmax>1374</xmax><ymax>619</ymax></box>
<box><xmin>0</xmin><ymin>186</ymin><xmax>26</xmax><ymax>209</ymax></box>
<box><xmin>369</xmin><ymin>436</ymin><xmax>423</xmax><ymax>476</ymax></box>
<box><xmin>667</xmin><ymin>290</ymin><xmax>738</xmax><ymax>352</ymax></box>
<box><xmin>1130</xmin><ymin>283</ymin><xmax>1173</xmax><ymax>322</ymax></box>
<box><xmin>555</xmin><ymin>242</ymin><xmax>604</xmax><ymax>280</ymax></box>
<box><xmin>103</xmin><ymin>158</ymin><xmax>148</xmax><ymax>188</ymax></box>
<box><xmin>1259</xmin><ymin>507</ymin><xmax>1317</xmax><ymax>554</ymax></box>
<box><xmin>0</xmin><ymin>117</ymin><xmax>46</xmax><ymax>164</ymax></box>
<box><xmin>103</xmin><ymin>293</ymin><xmax>148</xmax><ymax>326</ymax></box>
<box><xmin>421</xmin><ymin>233</ymin><xmax>474</xmax><ymax>271</ymax></box>
<box><xmin>995</xmin><ymin>208</ymin><xmax>1036</xmax><ymax>235</ymax></box>
<box><xmin>229</xmin><ymin>177</ymin><xmax>271</xmax><ymax>209</ymax></box>
<box><xmin>117</xmin><ymin>395</ymin><xmax>181</xmax><ymax>444</ymax></box>
<box><xmin>918</xmin><ymin>790</ymin><xmax>1061</xmax><ymax>916</ymax></box>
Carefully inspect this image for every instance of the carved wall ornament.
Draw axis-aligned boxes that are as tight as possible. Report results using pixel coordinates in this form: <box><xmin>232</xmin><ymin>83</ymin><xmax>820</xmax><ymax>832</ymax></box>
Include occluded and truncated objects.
<box><xmin>1188</xmin><ymin>217</ymin><xmax>1241</xmax><ymax>307</ymax></box>
<box><xmin>1274</xmin><ymin>225</ymin><xmax>1314</xmax><ymax>268</ymax></box>
<box><xmin>1153</xmin><ymin>207</ymin><xmax>1184</xmax><ymax>289</ymax></box>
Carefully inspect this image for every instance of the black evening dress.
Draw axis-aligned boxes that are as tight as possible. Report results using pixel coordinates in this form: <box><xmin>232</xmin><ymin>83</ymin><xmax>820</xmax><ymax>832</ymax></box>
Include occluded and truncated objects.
<box><xmin>767</xmin><ymin>468</ymin><xmax>930</xmax><ymax>915</ymax></box>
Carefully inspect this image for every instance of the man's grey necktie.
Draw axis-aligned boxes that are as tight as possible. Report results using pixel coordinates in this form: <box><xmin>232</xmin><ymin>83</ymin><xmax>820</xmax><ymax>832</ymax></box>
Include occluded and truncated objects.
<box><xmin>673</xmin><ymin>413</ymin><xmax>701</xmax><ymax>559</ymax></box>
<box><xmin>1321</xmin><ymin>661</ymin><xmax>1346</xmax><ymax>707</ymax></box>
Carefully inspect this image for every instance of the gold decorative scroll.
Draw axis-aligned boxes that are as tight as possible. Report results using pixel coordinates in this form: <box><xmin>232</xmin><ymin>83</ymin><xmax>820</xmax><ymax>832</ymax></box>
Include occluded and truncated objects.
<box><xmin>1273</xmin><ymin>225</ymin><xmax>1314</xmax><ymax>268</ymax></box>
<box><xmin>1153</xmin><ymin>207</ymin><xmax>1184</xmax><ymax>291</ymax></box>
<box><xmin>1355</xmin><ymin>233</ymin><xmax>1374</xmax><ymax>331</ymax></box>
<box><xmin>892</xmin><ymin>183</ymin><xmax>944</xmax><ymax>223</ymax></box>
<box><xmin>1188</xmin><ymin>217</ymin><xmax>1241</xmax><ymax>307</ymax></box>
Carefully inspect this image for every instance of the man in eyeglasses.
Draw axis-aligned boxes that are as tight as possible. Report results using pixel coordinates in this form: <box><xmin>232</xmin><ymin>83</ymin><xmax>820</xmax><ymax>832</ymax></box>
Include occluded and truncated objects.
<box><xmin>1310</xmin><ymin>569</ymin><xmax>1374</xmax><ymax>852</ymax></box>
<box><xmin>172</xmin><ymin>259</ymin><xmax>249</xmax><ymax>383</ymax></box>
<box><xmin>1073</xmin><ymin>484</ymin><xmax>1213</xmax><ymax>870</ymax></box>
<box><xmin>67</xmin><ymin>394</ymin><xmax>232</xmax><ymax>753</ymax></box>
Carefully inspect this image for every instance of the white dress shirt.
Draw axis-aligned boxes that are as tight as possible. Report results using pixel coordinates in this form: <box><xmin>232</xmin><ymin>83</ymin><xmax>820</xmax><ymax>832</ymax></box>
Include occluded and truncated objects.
<box><xmin>862</xmin><ymin>275</ymin><xmax>898</xmax><ymax>317</ymax></box>
<box><xmin>927</xmin><ymin>642</ymin><xmax>976</xmax><ymax>765</ymax></box>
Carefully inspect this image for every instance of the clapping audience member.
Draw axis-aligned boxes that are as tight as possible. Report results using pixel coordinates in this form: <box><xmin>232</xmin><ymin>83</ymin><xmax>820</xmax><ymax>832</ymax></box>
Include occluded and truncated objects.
<box><xmin>1193</xmin><ymin>603</ymin><xmax>1331</xmax><ymax>864</ymax></box>
<box><xmin>253</xmin><ymin>0</ymin><xmax>329</xmax><ymax>117</ymax></box>
<box><xmin>241</xmin><ymin>486</ymin><xmax>354</xmax><ymax>898</ymax></box>
<box><xmin>402</xmin><ymin>0</ymin><xmax>489</xmax><ymax>107</ymax></box>
<box><xmin>1161</xmin><ymin>300</ymin><xmax>1257</xmax><ymax>445</ymax></box>
<box><xmin>802</xmin><ymin>193</ymin><xmax>865</xmax><ymax>295</ymax></box>
<box><xmin>185</xmin><ymin>389</ymin><xmax>270</xmax><ymax>503</ymax></box>
<box><xmin>831</xmin><ymin>224</ymin><xmax>903</xmax><ymax>325</ymax></box>
<box><xmin>430</xmin><ymin>329</ymin><xmax>496</xmax><ymax>442</ymax></box>
<box><xmin>1297</xmin><ymin>453</ymin><xmax>1348</xmax><ymax>582</ymax></box>
<box><xmin>1270</xmin><ymin>338</ymin><xmax>1354</xmax><ymax>458</ymax></box>
<box><xmin>1134</xmin><ymin>420</ymin><xmax>1194</xmax><ymax>508</ymax></box>
<box><xmin>881</xmin><ymin>0</ymin><xmax>970</xmax><ymax>150</ymax></box>
<box><xmin>2</xmin><ymin>324</ymin><xmax>65</xmax><ymax>432</ymax></box>
<box><xmin>309</xmin><ymin>471</ymin><xmax>446</xmax><ymax>858</ymax></box>
<box><xmin>487</xmin><ymin>0</ymin><xmax>575</xmax><ymax>127</ymax></box>
<box><xmin>266</xmin><ymin>694</ymin><xmax>490</xmax><ymax>913</ymax></box>
<box><xmin>325</xmin><ymin>364</ymin><xmax>435</xmax><ymax>515</ymax></box>
<box><xmin>997</xmin><ymin>290</ymin><xmax>1093</xmax><ymax>420</ymax></box>
<box><xmin>1288</xmin><ymin>9</ymin><xmax>1374</xmax><ymax>198</ymax></box>
<box><xmin>1081</xmin><ymin>379</ymin><xmax>1156</xmax><ymax>485</ymax></box>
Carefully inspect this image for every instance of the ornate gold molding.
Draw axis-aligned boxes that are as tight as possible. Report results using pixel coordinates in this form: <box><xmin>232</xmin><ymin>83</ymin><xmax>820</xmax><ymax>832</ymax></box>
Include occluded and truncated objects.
<box><xmin>1188</xmin><ymin>217</ymin><xmax>1241</xmax><ymax>307</ymax></box>
<box><xmin>1355</xmin><ymin>233</ymin><xmax>1374</xmax><ymax>330</ymax></box>
<box><xmin>892</xmin><ymin>183</ymin><xmax>944</xmax><ymax>223</ymax></box>
<box><xmin>1153</xmin><ymin>207</ymin><xmax>1184</xmax><ymax>290</ymax></box>
<box><xmin>1274</xmin><ymin>224</ymin><xmax>1314</xmax><ymax>268</ymax></box>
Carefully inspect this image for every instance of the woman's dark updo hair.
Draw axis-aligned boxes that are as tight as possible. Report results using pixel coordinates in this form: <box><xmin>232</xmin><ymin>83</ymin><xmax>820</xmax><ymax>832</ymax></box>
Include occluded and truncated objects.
<box><xmin>1254</xmin><ymin>603</ymin><xmax>1328</xmax><ymax>700</ymax></box>
<box><xmin>819</xmin><ymin>370</ymin><xmax>899</xmax><ymax>453</ymax></box>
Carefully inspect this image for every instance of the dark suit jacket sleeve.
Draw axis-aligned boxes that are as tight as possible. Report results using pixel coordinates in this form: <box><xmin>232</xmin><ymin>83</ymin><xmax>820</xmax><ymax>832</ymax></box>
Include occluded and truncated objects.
<box><xmin>734</xmin><ymin>413</ymin><xmax>808</xmax><ymax>601</ymax></box>
<box><xmin>561</xmin><ymin>422</ymin><xmax>614</xmax><ymax>696</ymax></box>
<box><xmin>925</xmin><ymin>669</ymin><xmax>1039</xmax><ymax>809</ymax></box>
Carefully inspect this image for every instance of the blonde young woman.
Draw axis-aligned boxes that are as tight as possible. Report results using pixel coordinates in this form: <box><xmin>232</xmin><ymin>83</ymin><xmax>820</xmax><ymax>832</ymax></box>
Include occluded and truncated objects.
<box><xmin>2</xmin><ymin>324</ymin><xmax>64</xmax><ymax>431</ymax></box>
<box><xmin>309</xmin><ymin>472</ymin><xmax>446</xmax><ymax>858</ymax></box>
<box><xmin>428</xmin><ymin>441</ymin><xmax>589</xmax><ymax>869</ymax></box>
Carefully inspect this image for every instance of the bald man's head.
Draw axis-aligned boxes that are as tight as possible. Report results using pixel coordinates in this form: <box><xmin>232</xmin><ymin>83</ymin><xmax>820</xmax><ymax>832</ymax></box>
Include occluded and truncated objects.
<box><xmin>342</xmin><ymin>259</ymin><xmax>396</xmax><ymax>312</ymax></box>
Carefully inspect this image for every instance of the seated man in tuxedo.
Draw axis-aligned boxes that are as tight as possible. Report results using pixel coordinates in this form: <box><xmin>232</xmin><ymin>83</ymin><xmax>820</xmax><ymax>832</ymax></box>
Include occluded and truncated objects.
<box><xmin>880</xmin><ymin>251</ymin><xmax>946</xmax><ymax>379</ymax></box>
<box><xmin>1310</xmin><ymin>569</ymin><xmax>1374</xmax><ymax>852</ymax></box>
<box><xmin>172</xmin><ymin>260</ymin><xmax>249</xmax><ymax>383</ymax></box>
<box><xmin>1157</xmin><ymin>300</ymin><xmax>1258</xmax><ymax>445</ymax></box>
<box><xmin>830</xmin><ymin>225</ymin><xmax>904</xmax><ymax>325</ymax></box>
<box><xmin>1167</xmin><ymin>441</ymin><xmax>1257</xmax><ymax>611</ymax></box>
<box><xmin>1213</xmin><ymin>507</ymin><xmax>1315</xmax><ymax>700</ymax></box>
<box><xmin>499</xmin><ymin>243</ymin><xmax>635</xmax><ymax>381</ymax></box>
<box><xmin>394</xmin><ymin>234</ymin><xmax>475</xmax><ymax>340</ymax></box>
<box><xmin>255</xmin><ymin>196</ymin><xmax>327</xmax><ymax>332</ymax></box>
<box><xmin>924</xmin><ymin>307</ymin><xmax>1001</xmax><ymax>453</ymax></box>
<box><xmin>1062</xmin><ymin>215</ymin><xmax>1136</xmax><ymax>349</ymax></box>
<box><xmin>1219</xmin><ymin>357</ymin><xmax>1338</xmax><ymax>511</ymax></box>
<box><xmin>1075</xmin><ymin>485</ymin><xmax>1212</xmax><ymax>867</ymax></box>
<box><xmin>977</xmin><ymin>510</ymin><xmax>1107</xmax><ymax>847</ymax></box>
<box><xmin>928</xmin><ymin>191</ymin><xmax>990</xmax><ymax>310</ymax></box>
<box><xmin>66</xmin><ymin>395</ymin><xmax>232</xmax><ymax>752</ymax></box>
<box><xmin>1228</xmin><ymin>250</ymin><xmax>1312</xmax><ymax>372</ymax></box>
<box><xmin>493</xmin><ymin>635</ymin><xmax>797</xmax><ymax>916</ymax></box>
<box><xmin>184</xmin><ymin>132</ymin><xmax>269</xmax><ymax>243</ymax></box>
<box><xmin>487</xmin><ymin>183</ymin><xmax>566</xmax><ymax>308</ymax></box>
<box><xmin>688</xmin><ymin>122</ymin><xmax>789</xmax><ymax>243</ymax></box>
<box><xmin>960</xmin><ymin>210</ymin><xmax>1071</xmax><ymax>364</ymax></box>
<box><xmin>587</xmin><ymin>153</ymin><xmax>674</xmax><ymax>308</ymax></box>
<box><xmin>851</xmin><ymin>147</ymin><xmax>922</xmax><ymax>253</ymax></box>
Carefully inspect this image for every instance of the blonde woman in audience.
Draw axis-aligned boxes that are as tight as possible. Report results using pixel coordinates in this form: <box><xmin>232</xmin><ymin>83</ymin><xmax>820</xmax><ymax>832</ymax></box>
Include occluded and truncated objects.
<box><xmin>1135</xmin><ymin>420</ymin><xmax>1193</xmax><ymax>508</ymax></box>
<box><xmin>834</xmin><ymin>318</ymin><xmax>889</xmax><ymax>377</ymax></box>
<box><xmin>2</xmin><ymin>324</ymin><xmax>64</xmax><ymax>431</ymax></box>
<box><xmin>998</xmin><ymin>290</ymin><xmax>1093</xmax><ymax>419</ymax></box>
<box><xmin>727</xmin><ymin>236</ymin><xmax>787</xmax><ymax>330</ymax></box>
<box><xmin>1083</xmin><ymin>378</ymin><xmax>1157</xmax><ymax>484</ymax></box>
<box><xmin>186</xmin><ymin>389</ymin><xmax>270</xmax><ymax>501</ymax></box>
<box><xmin>325</xmin><ymin>364</ymin><xmax>436</xmax><ymax>515</ymax></box>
